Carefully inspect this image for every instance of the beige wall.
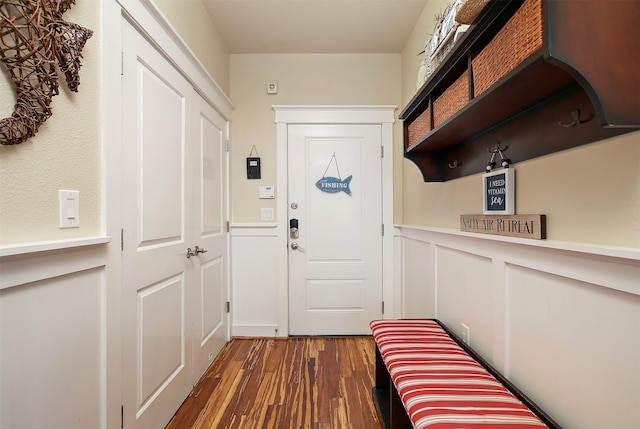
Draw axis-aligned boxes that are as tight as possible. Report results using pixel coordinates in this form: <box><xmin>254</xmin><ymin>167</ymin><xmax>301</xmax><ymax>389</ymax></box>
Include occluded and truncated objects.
<box><xmin>401</xmin><ymin>0</ymin><xmax>445</xmax><ymax>105</ymax></box>
<box><xmin>153</xmin><ymin>0</ymin><xmax>230</xmax><ymax>95</ymax></box>
<box><xmin>0</xmin><ymin>0</ymin><xmax>230</xmax><ymax>247</ymax></box>
<box><xmin>400</xmin><ymin>1</ymin><xmax>640</xmax><ymax>249</ymax></box>
<box><xmin>0</xmin><ymin>1</ymin><xmax>101</xmax><ymax>246</ymax></box>
<box><xmin>229</xmin><ymin>53</ymin><xmax>402</xmax><ymax>223</ymax></box>
<box><xmin>398</xmin><ymin>0</ymin><xmax>450</xmax><ymax>226</ymax></box>
<box><xmin>1</xmin><ymin>0</ymin><xmax>637</xmax><ymax>249</ymax></box>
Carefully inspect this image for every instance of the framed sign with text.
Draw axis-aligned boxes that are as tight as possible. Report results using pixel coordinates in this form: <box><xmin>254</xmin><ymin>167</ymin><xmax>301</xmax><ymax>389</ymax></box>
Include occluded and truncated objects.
<box><xmin>483</xmin><ymin>168</ymin><xmax>514</xmax><ymax>215</ymax></box>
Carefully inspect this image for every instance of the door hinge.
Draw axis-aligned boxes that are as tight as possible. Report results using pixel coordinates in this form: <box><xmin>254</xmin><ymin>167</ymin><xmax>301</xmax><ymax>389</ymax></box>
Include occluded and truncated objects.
<box><xmin>226</xmin><ymin>221</ymin><xmax>230</xmax><ymax>232</ymax></box>
<box><xmin>120</xmin><ymin>228</ymin><xmax>124</xmax><ymax>251</ymax></box>
<box><xmin>226</xmin><ymin>301</ymin><xmax>230</xmax><ymax>313</ymax></box>
<box><xmin>381</xmin><ymin>146</ymin><xmax>384</xmax><ymax>158</ymax></box>
<box><xmin>120</xmin><ymin>52</ymin><xmax>124</xmax><ymax>76</ymax></box>
<box><xmin>381</xmin><ymin>224</ymin><xmax>384</xmax><ymax>236</ymax></box>
<box><xmin>225</xmin><ymin>139</ymin><xmax>230</xmax><ymax>152</ymax></box>
<box><xmin>382</xmin><ymin>301</ymin><xmax>385</xmax><ymax>314</ymax></box>
<box><xmin>121</xmin><ymin>405</ymin><xmax>124</xmax><ymax>429</ymax></box>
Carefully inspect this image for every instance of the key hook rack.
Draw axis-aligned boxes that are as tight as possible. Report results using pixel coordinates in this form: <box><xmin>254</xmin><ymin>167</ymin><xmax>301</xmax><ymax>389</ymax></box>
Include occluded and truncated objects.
<box><xmin>486</xmin><ymin>142</ymin><xmax>510</xmax><ymax>172</ymax></box>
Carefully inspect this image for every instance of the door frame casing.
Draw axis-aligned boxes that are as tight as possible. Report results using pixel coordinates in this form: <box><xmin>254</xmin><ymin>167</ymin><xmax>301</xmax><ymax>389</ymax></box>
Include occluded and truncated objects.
<box><xmin>274</xmin><ymin>106</ymin><xmax>396</xmax><ymax>337</ymax></box>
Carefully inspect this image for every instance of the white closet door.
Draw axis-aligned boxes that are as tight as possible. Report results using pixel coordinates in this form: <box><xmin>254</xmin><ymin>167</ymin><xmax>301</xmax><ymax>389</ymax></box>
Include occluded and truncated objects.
<box><xmin>120</xmin><ymin>18</ymin><xmax>194</xmax><ymax>429</ymax></box>
<box><xmin>188</xmin><ymin>93</ymin><xmax>229</xmax><ymax>381</ymax></box>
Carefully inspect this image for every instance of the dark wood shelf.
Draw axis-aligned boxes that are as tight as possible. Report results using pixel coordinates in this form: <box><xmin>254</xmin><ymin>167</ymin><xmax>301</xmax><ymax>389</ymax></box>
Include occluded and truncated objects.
<box><xmin>401</xmin><ymin>0</ymin><xmax>640</xmax><ymax>182</ymax></box>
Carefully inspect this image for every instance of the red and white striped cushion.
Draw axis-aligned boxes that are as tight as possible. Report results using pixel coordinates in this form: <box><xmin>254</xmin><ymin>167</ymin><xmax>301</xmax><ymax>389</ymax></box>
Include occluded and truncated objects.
<box><xmin>370</xmin><ymin>319</ymin><xmax>549</xmax><ymax>429</ymax></box>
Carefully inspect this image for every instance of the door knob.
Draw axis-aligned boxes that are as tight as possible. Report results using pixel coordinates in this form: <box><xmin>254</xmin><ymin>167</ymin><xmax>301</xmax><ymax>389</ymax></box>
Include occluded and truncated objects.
<box><xmin>186</xmin><ymin>246</ymin><xmax>208</xmax><ymax>259</ymax></box>
<box><xmin>290</xmin><ymin>242</ymin><xmax>305</xmax><ymax>252</ymax></box>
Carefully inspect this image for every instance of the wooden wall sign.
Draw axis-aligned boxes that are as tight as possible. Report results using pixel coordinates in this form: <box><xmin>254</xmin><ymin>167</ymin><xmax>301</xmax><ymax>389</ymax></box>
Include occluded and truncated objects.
<box><xmin>461</xmin><ymin>214</ymin><xmax>546</xmax><ymax>239</ymax></box>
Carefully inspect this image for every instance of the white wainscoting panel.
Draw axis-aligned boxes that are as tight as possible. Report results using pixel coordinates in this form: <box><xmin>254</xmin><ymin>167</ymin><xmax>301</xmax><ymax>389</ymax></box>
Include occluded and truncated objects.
<box><xmin>231</xmin><ymin>225</ymin><xmax>280</xmax><ymax>336</ymax></box>
<box><xmin>0</xmin><ymin>244</ymin><xmax>108</xmax><ymax>429</ymax></box>
<box><xmin>400</xmin><ymin>237</ymin><xmax>435</xmax><ymax>318</ymax></box>
<box><xmin>436</xmin><ymin>246</ymin><xmax>496</xmax><ymax>360</ymax></box>
<box><xmin>507</xmin><ymin>265</ymin><xmax>640</xmax><ymax>429</ymax></box>
<box><xmin>397</xmin><ymin>225</ymin><xmax>640</xmax><ymax>429</ymax></box>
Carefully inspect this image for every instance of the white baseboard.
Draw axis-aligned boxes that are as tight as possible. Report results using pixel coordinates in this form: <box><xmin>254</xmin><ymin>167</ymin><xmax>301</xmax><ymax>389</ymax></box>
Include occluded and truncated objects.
<box><xmin>232</xmin><ymin>324</ymin><xmax>280</xmax><ymax>337</ymax></box>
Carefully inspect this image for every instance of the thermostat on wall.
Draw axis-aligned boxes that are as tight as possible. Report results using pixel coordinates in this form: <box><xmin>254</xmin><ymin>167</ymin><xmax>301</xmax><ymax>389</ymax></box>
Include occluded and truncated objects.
<box><xmin>259</xmin><ymin>186</ymin><xmax>275</xmax><ymax>199</ymax></box>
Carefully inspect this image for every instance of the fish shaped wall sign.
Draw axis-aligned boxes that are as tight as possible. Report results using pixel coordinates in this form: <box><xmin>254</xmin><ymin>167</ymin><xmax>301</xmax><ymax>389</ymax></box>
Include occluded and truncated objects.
<box><xmin>316</xmin><ymin>175</ymin><xmax>352</xmax><ymax>195</ymax></box>
<box><xmin>0</xmin><ymin>0</ymin><xmax>93</xmax><ymax>145</ymax></box>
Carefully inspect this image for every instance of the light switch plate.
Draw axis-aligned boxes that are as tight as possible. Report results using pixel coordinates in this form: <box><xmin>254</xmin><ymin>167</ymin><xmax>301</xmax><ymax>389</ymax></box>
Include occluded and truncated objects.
<box><xmin>261</xmin><ymin>208</ymin><xmax>274</xmax><ymax>221</ymax></box>
<box><xmin>59</xmin><ymin>190</ymin><xmax>80</xmax><ymax>228</ymax></box>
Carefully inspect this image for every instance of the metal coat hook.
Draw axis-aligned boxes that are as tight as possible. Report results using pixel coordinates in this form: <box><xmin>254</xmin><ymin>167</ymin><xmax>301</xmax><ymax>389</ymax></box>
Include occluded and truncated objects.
<box><xmin>486</xmin><ymin>142</ymin><xmax>510</xmax><ymax>172</ymax></box>
<box><xmin>558</xmin><ymin>109</ymin><xmax>588</xmax><ymax>127</ymax></box>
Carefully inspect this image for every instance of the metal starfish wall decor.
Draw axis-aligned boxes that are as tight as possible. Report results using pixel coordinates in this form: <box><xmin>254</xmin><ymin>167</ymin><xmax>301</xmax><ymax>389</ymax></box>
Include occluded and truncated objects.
<box><xmin>0</xmin><ymin>0</ymin><xmax>93</xmax><ymax>145</ymax></box>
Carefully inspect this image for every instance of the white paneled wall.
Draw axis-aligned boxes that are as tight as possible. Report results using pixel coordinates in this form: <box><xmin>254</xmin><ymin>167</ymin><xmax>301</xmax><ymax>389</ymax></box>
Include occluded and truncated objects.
<box><xmin>231</xmin><ymin>225</ymin><xmax>281</xmax><ymax>336</ymax></box>
<box><xmin>397</xmin><ymin>225</ymin><xmax>640</xmax><ymax>429</ymax></box>
<box><xmin>0</xmin><ymin>241</ymin><xmax>109</xmax><ymax>429</ymax></box>
<box><xmin>399</xmin><ymin>236</ymin><xmax>435</xmax><ymax>318</ymax></box>
<box><xmin>507</xmin><ymin>266</ymin><xmax>640</xmax><ymax>427</ymax></box>
<box><xmin>437</xmin><ymin>247</ymin><xmax>498</xmax><ymax>360</ymax></box>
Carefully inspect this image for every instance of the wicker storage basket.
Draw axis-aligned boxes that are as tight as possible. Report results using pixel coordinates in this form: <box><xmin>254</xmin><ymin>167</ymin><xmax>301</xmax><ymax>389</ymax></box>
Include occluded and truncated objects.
<box><xmin>472</xmin><ymin>0</ymin><xmax>543</xmax><ymax>97</ymax></box>
<box><xmin>407</xmin><ymin>108</ymin><xmax>432</xmax><ymax>148</ymax></box>
<box><xmin>433</xmin><ymin>70</ymin><xmax>470</xmax><ymax>127</ymax></box>
<box><xmin>455</xmin><ymin>0</ymin><xmax>490</xmax><ymax>25</ymax></box>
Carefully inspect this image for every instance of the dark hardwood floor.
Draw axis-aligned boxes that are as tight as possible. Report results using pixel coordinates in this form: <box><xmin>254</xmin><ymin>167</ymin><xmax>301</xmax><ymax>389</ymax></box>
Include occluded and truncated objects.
<box><xmin>166</xmin><ymin>336</ymin><xmax>383</xmax><ymax>429</ymax></box>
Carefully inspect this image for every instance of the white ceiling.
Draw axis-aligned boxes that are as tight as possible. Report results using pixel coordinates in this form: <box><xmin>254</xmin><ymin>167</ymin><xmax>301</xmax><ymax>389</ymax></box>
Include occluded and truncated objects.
<box><xmin>201</xmin><ymin>0</ymin><xmax>429</xmax><ymax>54</ymax></box>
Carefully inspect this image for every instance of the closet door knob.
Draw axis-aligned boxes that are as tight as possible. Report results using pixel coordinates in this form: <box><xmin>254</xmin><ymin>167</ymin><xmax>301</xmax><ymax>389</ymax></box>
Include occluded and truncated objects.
<box><xmin>186</xmin><ymin>246</ymin><xmax>207</xmax><ymax>258</ymax></box>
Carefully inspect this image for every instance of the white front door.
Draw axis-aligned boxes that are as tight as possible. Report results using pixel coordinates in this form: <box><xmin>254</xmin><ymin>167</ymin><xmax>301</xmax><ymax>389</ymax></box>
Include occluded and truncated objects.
<box><xmin>120</xmin><ymin>18</ymin><xmax>228</xmax><ymax>429</ymax></box>
<box><xmin>288</xmin><ymin>124</ymin><xmax>383</xmax><ymax>335</ymax></box>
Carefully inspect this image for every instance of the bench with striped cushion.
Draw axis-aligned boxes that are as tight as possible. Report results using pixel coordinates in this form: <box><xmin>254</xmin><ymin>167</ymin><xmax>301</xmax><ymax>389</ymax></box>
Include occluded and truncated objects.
<box><xmin>370</xmin><ymin>319</ymin><xmax>561</xmax><ymax>429</ymax></box>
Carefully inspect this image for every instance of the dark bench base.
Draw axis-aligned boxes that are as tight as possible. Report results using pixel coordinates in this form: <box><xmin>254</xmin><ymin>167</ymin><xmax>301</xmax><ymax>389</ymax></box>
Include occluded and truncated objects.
<box><xmin>373</xmin><ymin>340</ymin><xmax>412</xmax><ymax>429</ymax></box>
<box><xmin>372</xmin><ymin>344</ymin><xmax>414</xmax><ymax>429</ymax></box>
